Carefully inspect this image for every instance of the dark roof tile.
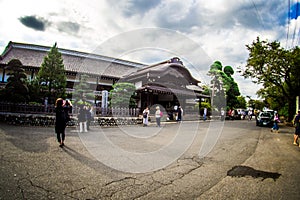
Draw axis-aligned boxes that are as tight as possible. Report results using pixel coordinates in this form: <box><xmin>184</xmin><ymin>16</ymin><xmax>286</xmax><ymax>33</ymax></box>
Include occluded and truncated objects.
<box><xmin>0</xmin><ymin>42</ymin><xmax>145</xmax><ymax>78</ymax></box>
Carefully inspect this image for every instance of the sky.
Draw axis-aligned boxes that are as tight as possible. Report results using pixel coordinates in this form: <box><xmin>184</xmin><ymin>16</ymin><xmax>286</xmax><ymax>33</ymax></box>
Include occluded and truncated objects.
<box><xmin>0</xmin><ymin>0</ymin><xmax>299</xmax><ymax>99</ymax></box>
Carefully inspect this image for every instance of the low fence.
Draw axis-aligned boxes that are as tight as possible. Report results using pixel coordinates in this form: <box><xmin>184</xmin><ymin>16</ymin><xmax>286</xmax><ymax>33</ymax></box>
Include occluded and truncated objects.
<box><xmin>0</xmin><ymin>102</ymin><xmax>142</xmax><ymax>126</ymax></box>
<box><xmin>94</xmin><ymin>107</ymin><xmax>140</xmax><ymax>117</ymax></box>
<box><xmin>0</xmin><ymin>102</ymin><xmax>140</xmax><ymax>117</ymax></box>
<box><xmin>0</xmin><ymin>113</ymin><xmax>142</xmax><ymax>127</ymax></box>
<box><xmin>0</xmin><ymin>102</ymin><xmax>206</xmax><ymax>126</ymax></box>
<box><xmin>0</xmin><ymin>102</ymin><xmax>55</xmax><ymax>114</ymax></box>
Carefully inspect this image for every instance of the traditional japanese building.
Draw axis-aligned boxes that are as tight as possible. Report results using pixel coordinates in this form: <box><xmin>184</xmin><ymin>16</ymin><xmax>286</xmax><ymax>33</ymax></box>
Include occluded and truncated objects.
<box><xmin>123</xmin><ymin>57</ymin><xmax>207</xmax><ymax>113</ymax></box>
<box><xmin>0</xmin><ymin>41</ymin><xmax>145</xmax><ymax>92</ymax></box>
<box><xmin>0</xmin><ymin>41</ymin><xmax>208</xmax><ymax>115</ymax></box>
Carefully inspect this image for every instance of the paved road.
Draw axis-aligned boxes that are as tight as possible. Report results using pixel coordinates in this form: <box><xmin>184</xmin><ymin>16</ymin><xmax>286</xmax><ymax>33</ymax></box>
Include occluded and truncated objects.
<box><xmin>0</xmin><ymin>120</ymin><xmax>299</xmax><ymax>199</ymax></box>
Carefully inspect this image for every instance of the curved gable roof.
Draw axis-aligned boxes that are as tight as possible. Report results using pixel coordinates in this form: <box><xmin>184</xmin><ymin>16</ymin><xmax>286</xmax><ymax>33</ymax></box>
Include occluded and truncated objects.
<box><xmin>124</xmin><ymin>58</ymin><xmax>200</xmax><ymax>85</ymax></box>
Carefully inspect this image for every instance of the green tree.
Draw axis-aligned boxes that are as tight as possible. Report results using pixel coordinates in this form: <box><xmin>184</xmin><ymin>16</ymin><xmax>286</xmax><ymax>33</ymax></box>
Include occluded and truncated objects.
<box><xmin>208</xmin><ymin>61</ymin><xmax>240</xmax><ymax>110</ymax></box>
<box><xmin>72</xmin><ymin>74</ymin><xmax>94</xmax><ymax>105</ymax></box>
<box><xmin>208</xmin><ymin>61</ymin><xmax>226</xmax><ymax>111</ymax></box>
<box><xmin>3</xmin><ymin>59</ymin><xmax>29</xmax><ymax>103</ymax></box>
<box><xmin>27</xmin><ymin>79</ymin><xmax>42</xmax><ymax>103</ymax></box>
<box><xmin>109</xmin><ymin>82</ymin><xmax>136</xmax><ymax>108</ymax></box>
<box><xmin>236</xmin><ymin>96</ymin><xmax>247</xmax><ymax>108</ymax></box>
<box><xmin>224</xmin><ymin>65</ymin><xmax>234</xmax><ymax>77</ymax></box>
<box><xmin>253</xmin><ymin>100</ymin><xmax>265</xmax><ymax>111</ymax></box>
<box><xmin>36</xmin><ymin>43</ymin><xmax>66</xmax><ymax>103</ymax></box>
<box><xmin>222</xmin><ymin>65</ymin><xmax>240</xmax><ymax>108</ymax></box>
<box><xmin>241</xmin><ymin>37</ymin><xmax>300</xmax><ymax>120</ymax></box>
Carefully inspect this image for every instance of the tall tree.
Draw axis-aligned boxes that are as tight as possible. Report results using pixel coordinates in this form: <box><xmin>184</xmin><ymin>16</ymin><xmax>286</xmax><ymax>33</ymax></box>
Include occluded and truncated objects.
<box><xmin>241</xmin><ymin>37</ymin><xmax>300</xmax><ymax>120</ymax></box>
<box><xmin>208</xmin><ymin>61</ymin><xmax>226</xmax><ymax>110</ymax></box>
<box><xmin>37</xmin><ymin>43</ymin><xmax>66</xmax><ymax>103</ymax></box>
<box><xmin>208</xmin><ymin>61</ymin><xmax>240</xmax><ymax>110</ymax></box>
<box><xmin>223</xmin><ymin>65</ymin><xmax>240</xmax><ymax>108</ymax></box>
<box><xmin>4</xmin><ymin>59</ymin><xmax>29</xmax><ymax>103</ymax></box>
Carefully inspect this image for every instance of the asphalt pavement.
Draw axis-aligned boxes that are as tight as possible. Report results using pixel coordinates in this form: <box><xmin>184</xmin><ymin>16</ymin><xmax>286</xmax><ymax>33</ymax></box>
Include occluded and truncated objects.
<box><xmin>0</xmin><ymin>120</ymin><xmax>299</xmax><ymax>199</ymax></box>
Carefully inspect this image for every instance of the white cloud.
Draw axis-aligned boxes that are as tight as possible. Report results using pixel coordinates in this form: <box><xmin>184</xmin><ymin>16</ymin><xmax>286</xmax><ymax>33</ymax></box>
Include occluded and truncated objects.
<box><xmin>0</xmin><ymin>0</ymin><xmax>296</xmax><ymax>99</ymax></box>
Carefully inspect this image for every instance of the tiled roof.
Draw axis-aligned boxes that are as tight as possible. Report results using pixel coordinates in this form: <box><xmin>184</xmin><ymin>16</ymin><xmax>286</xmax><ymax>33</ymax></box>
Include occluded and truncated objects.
<box><xmin>0</xmin><ymin>42</ymin><xmax>146</xmax><ymax>78</ymax></box>
<box><xmin>136</xmin><ymin>84</ymin><xmax>208</xmax><ymax>98</ymax></box>
<box><xmin>125</xmin><ymin>58</ymin><xmax>200</xmax><ymax>85</ymax></box>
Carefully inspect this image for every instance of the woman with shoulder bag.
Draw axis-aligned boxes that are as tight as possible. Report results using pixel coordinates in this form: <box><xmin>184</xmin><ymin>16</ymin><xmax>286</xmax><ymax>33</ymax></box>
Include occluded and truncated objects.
<box><xmin>55</xmin><ymin>98</ymin><xmax>67</xmax><ymax>147</ymax></box>
<box><xmin>271</xmin><ymin>112</ymin><xmax>280</xmax><ymax>133</ymax></box>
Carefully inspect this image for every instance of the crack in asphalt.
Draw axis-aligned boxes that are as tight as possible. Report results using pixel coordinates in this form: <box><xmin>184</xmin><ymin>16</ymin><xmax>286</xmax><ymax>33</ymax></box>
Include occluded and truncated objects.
<box><xmin>17</xmin><ymin>175</ymin><xmax>89</xmax><ymax>200</ymax></box>
<box><xmin>136</xmin><ymin>157</ymin><xmax>203</xmax><ymax>199</ymax></box>
<box><xmin>97</xmin><ymin>156</ymin><xmax>204</xmax><ymax>199</ymax></box>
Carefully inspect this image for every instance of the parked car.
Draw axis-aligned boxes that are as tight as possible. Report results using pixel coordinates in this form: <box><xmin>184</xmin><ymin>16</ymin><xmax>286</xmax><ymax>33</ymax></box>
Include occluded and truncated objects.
<box><xmin>264</xmin><ymin>109</ymin><xmax>275</xmax><ymax>118</ymax></box>
<box><xmin>256</xmin><ymin>111</ymin><xmax>274</xmax><ymax>127</ymax></box>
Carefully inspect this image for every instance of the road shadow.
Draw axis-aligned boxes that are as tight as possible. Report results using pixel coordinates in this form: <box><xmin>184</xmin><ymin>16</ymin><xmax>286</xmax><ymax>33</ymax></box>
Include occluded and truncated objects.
<box><xmin>62</xmin><ymin>145</ymin><xmax>117</xmax><ymax>174</ymax></box>
<box><xmin>227</xmin><ymin>165</ymin><xmax>281</xmax><ymax>181</ymax></box>
<box><xmin>0</xmin><ymin>124</ymin><xmax>51</xmax><ymax>153</ymax></box>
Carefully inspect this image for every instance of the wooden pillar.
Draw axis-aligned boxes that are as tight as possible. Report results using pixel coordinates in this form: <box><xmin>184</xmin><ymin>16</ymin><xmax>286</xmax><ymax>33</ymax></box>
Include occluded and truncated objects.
<box><xmin>1</xmin><ymin>67</ymin><xmax>5</xmax><ymax>82</ymax></box>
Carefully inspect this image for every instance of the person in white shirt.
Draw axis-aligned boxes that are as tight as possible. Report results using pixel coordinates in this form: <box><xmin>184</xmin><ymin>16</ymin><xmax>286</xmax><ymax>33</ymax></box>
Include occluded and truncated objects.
<box><xmin>155</xmin><ymin>106</ymin><xmax>162</xmax><ymax>127</ymax></box>
<box><xmin>143</xmin><ymin>107</ymin><xmax>150</xmax><ymax>126</ymax></box>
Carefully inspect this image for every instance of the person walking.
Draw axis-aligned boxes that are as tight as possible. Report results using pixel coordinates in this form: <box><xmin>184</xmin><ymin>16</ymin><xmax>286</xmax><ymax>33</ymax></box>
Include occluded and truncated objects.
<box><xmin>228</xmin><ymin>109</ymin><xmax>234</xmax><ymax>120</ymax></box>
<box><xmin>155</xmin><ymin>106</ymin><xmax>162</xmax><ymax>127</ymax></box>
<box><xmin>293</xmin><ymin>110</ymin><xmax>300</xmax><ymax>146</ymax></box>
<box><xmin>174</xmin><ymin>105</ymin><xmax>178</xmax><ymax>118</ymax></box>
<box><xmin>143</xmin><ymin>107</ymin><xmax>150</xmax><ymax>126</ymax></box>
<box><xmin>248</xmin><ymin>109</ymin><xmax>253</xmax><ymax>120</ymax></box>
<box><xmin>55</xmin><ymin>98</ymin><xmax>68</xmax><ymax>148</ymax></box>
<box><xmin>241</xmin><ymin>110</ymin><xmax>246</xmax><ymax>120</ymax></box>
<box><xmin>77</xmin><ymin>105</ymin><xmax>88</xmax><ymax>132</ymax></box>
<box><xmin>86</xmin><ymin>106</ymin><xmax>92</xmax><ymax>131</ymax></box>
<box><xmin>177</xmin><ymin>106</ymin><xmax>183</xmax><ymax>122</ymax></box>
<box><xmin>203</xmin><ymin>107</ymin><xmax>207</xmax><ymax>121</ymax></box>
<box><xmin>271</xmin><ymin>112</ymin><xmax>280</xmax><ymax>133</ymax></box>
<box><xmin>220</xmin><ymin>108</ymin><xmax>225</xmax><ymax>121</ymax></box>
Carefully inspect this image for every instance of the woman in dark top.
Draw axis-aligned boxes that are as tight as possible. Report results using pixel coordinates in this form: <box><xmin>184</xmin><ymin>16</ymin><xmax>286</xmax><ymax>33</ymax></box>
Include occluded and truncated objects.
<box><xmin>177</xmin><ymin>106</ymin><xmax>182</xmax><ymax>122</ymax></box>
<box><xmin>55</xmin><ymin>98</ymin><xmax>67</xmax><ymax>147</ymax></box>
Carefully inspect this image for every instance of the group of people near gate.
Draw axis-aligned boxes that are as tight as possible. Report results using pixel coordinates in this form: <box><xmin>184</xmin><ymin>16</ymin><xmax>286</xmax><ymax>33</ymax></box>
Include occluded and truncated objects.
<box><xmin>142</xmin><ymin>106</ymin><xmax>164</xmax><ymax>127</ymax></box>
<box><xmin>77</xmin><ymin>105</ymin><xmax>94</xmax><ymax>133</ymax></box>
<box><xmin>227</xmin><ymin>108</ymin><xmax>255</xmax><ymax>120</ymax></box>
<box><xmin>142</xmin><ymin>105</ymin><xmax>183</xmax><ymax>127</ymax></box>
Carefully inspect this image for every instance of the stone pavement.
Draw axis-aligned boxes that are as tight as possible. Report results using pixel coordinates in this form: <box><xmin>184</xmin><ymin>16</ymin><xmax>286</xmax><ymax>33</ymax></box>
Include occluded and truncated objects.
<box><xmin>0</xmin><ymin>121</ymin><xmax>300</xmax><ymax>199</ymax></box>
